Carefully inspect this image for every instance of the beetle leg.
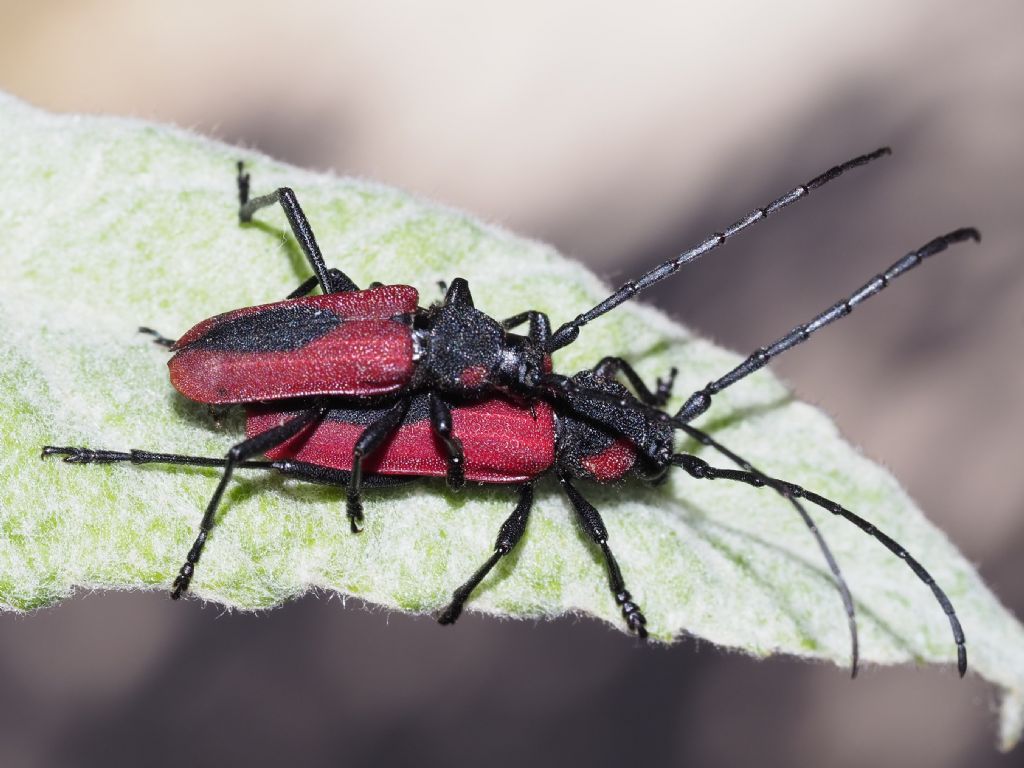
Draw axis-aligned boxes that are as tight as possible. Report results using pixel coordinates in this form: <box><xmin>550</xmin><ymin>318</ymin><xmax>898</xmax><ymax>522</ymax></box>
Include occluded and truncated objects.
<box><xmin>42</xmin><ymin>445</ymin><xmax>274</xmax><ymax>469</ymax></box>
<box><xmin>654</xmin><ymin>368</ymin><xmax>678</xmax><ymax>405</ymax></box>
<box><xmin>236</xmin><ymin>162</ymin><xmax>359</xmax><ymax>295</ymax></box>
<box><xmin>40</xmin><ymin>446</ymin><xmax>414</xmax><ymax>487</ymax></box>
<box><xmin>284</xmin><ymin>269</ymin><xmax>355</xmax><ymax>299</ymax></box>
<box><xmin>236</xmin><ymin>159</ymin><xmax>250</xmax><ymax>207</ymax></box>
<box><xmin>501</xmin><ymin>311</ymin><xmax>553</xmax><ymax>347</ymax></box>
<box><xmin>347</xmin><ymin>398</ymin><xmax>410</xmax><ymax>533</ymax></box>
<box><xmin>592</xmin><ymin>356</ymin><xmax>678</xmax><ymax>407</ymax></box>
<box><xmin>170</xmin><ymin>402</ymin><xmax>328</xmax><ymax>599</ymax></box>
<box><xmin>500</xmin><ymin>311</ymin><xmax>532</xmax><ymax>330</ymax></box>
<box><xmin>439</xmin><ymin>484</ymin><xmax>534</xmax><ymax>625</ymax></box>
<box><xmin>428</xmin><ymin>393</ymin><xmax>465</xmax><ymax>491</ymax></box>
<box><xmin>137</xmin><ymin>326</ymin><xmax>176</xmax><ymax>349</ymax></box>
<box><xmin>558</xmin><ymin>474</ymin><xmax>648</xmax><ymax>639</ymax></box>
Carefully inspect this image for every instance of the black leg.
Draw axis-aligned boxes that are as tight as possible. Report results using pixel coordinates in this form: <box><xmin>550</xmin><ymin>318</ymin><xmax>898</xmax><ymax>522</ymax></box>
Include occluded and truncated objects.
<box><xmin>346</xmin><ymin>398</ymin><xmax>410</xmax><ymax>533</ymax></box>
<box><xmin>547</xmin><ymin>148</ymin><xmax>893</xmax><ymax>351</ymax></box>
<box><xmin>671</xmin><ymin>453</ymin><xmax>967</xmax><ymax>677</ymax></box>
<box><xmin>285</xmin><ymin>269</ymin><xmax>362</xmax><ymax>299</ymax></box>
<box><xmin>438</xmin><ymin>483</ymin><xmax>534</xmax><ymax>625</ymax></box>
<box><xmin>559</xmin><ymin>358</ymin><xmax>854</xmax><ymax>669</ymax></box>
<box><xmin>501</xmin><ymin>311</ymin><xmax>532</xmax><ymax>330</ymax></box>
<box><xmin>593</xmin><ymin>356</ymin><xmax>677</xmax><ymax>407</ymax></box>
<box><xmin>530</xmin><ymin>372</ymin><xmax>644</xmax><ymax>423</ymax></box>
<box><xmin>42</xmin><ymin>445</ymin><xmax>274</xmax><ymax>469</ymax></box>
<box><xmin>501</xmin><ymin>311</ymin><xmax>553</xmax><ymax>350</ymax></box>
<box><xmin>169</xmin><ymin>403</ymin><xmax>328</xmax><ymax>599</ymax></box>
<box><xmin>236</xmin><ymin>162</ymin><xmax>359</xmax><ymax>295</ymax></box>
<box><xmin>41</xmin><ymin>445</ymin><xmax>415</xmax><ymax>488</ymax></box>
<box><xmin>676</xmin><ymin>424</ymin><xmax>860</xmax><ymax>677</ymax></box>
<box><xmin>429</xmin><ymin>393</ymin><xmax>465</xmax><ymax>491</ymax></box>
<box><xmin>559</xmin><ymin>474</ymin><xmax>647</xmax><ymax>638</ymax></box>
<box><xmin>676</xmin><ymin>228</ymin><xmax>980</xmax><ymax>422</ymax></box>
<box><xmin>138</xmin><ymin>327</ymin><xmax>175</xmax><ymax>349</ymax></box>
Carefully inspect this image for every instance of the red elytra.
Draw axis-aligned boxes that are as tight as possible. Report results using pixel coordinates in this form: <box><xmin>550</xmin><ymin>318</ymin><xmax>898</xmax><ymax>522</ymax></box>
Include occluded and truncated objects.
<box><xmin>168</xmin><ymin>286</ymin><xmax>419</xmax><ymax>404</ymax></box>
<box><xmin>248</xmin><ymin>396</ymin><xmax>559</xmax><ymax>484</ymax></box>
<box><xmin>580</xmin><ymin>438</ymin><xmax>638</xmax><ymax>482</ymax></box>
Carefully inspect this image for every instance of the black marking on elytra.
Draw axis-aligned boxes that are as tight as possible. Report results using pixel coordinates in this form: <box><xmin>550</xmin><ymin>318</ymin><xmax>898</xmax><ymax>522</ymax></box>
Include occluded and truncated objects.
<box><xmin>321</xmin><ymin>394</ymin><xmax>433</xmax><ymax>427</ymax></box>
<box><xmin>272</xmin><ymin>459</ymin><xmax>416</xmax><ymax>487</ymax></box>
<box><xmin>185</xmin><ymin>304</ymin><xmax>344</xmax><ymax>353</ymax></box>
<box><xmin>247</xmin><ymin>394</ymin><xmax>434</xmax><ymax>429</ymax></box>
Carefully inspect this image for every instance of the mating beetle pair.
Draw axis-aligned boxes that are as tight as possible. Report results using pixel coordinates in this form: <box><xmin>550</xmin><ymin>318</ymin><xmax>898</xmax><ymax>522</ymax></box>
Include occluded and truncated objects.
<box><xmin>43</xmin><ymin>149</ymin><xmax>976</xmax><ymax>676</ymax></box>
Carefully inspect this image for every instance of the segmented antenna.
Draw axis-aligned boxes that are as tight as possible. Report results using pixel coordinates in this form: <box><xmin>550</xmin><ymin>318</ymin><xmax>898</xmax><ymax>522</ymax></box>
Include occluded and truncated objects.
<box><xmin>672</xmin><ymin>453</ymin><xmax>967</xmax><ymax>677</ymax></box>
<box><xmin>546</xmin><ymin>147</ymin><xmax>892</xmax><ymax>352</ymax></box>
<box><xmin>677</xmin><ymin>423</ymin><xmax>860</xmax><ymax>677</ymax></box>
<box><xmin>676</xmin><ymin>228</ymin><xmax>981</xmax><ymax>423</ymax></box>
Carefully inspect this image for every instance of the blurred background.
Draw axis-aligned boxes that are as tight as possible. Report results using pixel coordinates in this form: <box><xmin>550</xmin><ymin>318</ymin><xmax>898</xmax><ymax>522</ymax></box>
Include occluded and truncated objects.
<box><xmin>1</xmin><ymin>1</ymin><xmax>1022</xmax><ymax>765</ymax></box>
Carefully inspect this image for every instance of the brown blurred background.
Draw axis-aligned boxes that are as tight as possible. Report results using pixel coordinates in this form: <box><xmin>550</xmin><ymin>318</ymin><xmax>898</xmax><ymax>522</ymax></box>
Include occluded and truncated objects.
<box><xmin>1</xmin><ymin>1</ymin><xmax>1022</xmax><ymax>766</ymax></box>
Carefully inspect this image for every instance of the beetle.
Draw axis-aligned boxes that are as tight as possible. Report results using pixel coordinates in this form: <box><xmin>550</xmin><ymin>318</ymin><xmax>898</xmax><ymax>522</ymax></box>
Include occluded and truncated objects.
<box><xmin>44</xmin><ymin>336</ymin><xmax>970</xmax><ymax>676</ymax></box>
<box><xmin>142</xmin><ymin>149</ymin><xmax>895</xmax><ymax>580</ymax></box>
<box><xmin>40</xmin><ymin>149</ymin><xmax>975</xmax><ymax>676</ymax></box>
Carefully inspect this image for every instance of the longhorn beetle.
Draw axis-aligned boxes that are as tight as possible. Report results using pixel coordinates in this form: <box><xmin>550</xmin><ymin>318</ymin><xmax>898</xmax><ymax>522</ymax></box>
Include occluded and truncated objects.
<box><xmin>42</xmin><ymin>149</ymin><xmax>975</xmax><ymax>677</ymax></box>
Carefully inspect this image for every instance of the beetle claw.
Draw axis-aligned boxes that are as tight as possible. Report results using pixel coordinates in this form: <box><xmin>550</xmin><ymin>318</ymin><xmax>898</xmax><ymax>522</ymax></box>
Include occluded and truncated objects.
<box><xmin>446</xmin><ymin>463</ymin><xmax>466</xmax><ymax>492</ymax></box>
<box><xmin>437</xmin><ymin>606</ymin><xmax>459</xmax><ymax>626</ymax></box>
<box><xmin>346</xmin><ymin>497</ymin><xmax>364</xmax><ymax>534</ymax></box>
<box><xmin>41</xmin><ymin>445</ymin><xmax>91</xmax><ymax>462</ymax></box>
<box><xmin>171</xmin><ymin>563</ymin><xmax>194</xmax><ymax>599</ymax></box>
<box><xmin>437</xmin><ymin>595</ymin><xmax>465</xmax><ymax>626</ymax></box>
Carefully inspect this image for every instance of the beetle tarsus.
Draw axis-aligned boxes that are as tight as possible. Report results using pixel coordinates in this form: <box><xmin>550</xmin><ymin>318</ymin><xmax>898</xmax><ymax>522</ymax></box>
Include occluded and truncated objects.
<box><xmin>41</xmin><ymin>445</ymin><xmax>127</xmax><ymax>464</ymax></box>
<box><xmin>617</xmin><ymin>590</ymin><xmax>649</xmax><ymax>639</ymax></box>
<box><xmin>654</xmin><ymin>367</ymin><xmax>679</xmax><ymax>407</ymax></box>
<box><xmin>437</xmin><ymin>596</ymin><xmax>465</xmax><ymax>626</ymax></box>
<box><xmin>41</xmin><ymin>445</ymin><xmax>75</xmax><ymax>460</ymax></box>
<box><xmin>446</xmin><ymin>456</ymin><xmax>466</xmax><ymax>491</ymax></box>
<box><xmin>236</xmin><ymin>160</ymin><xmax>250</xmax><ymax>213</ymax></box>
<box><xmin>138</xmin><ymin>326</ymin><xmax>176</xmax><ymax>348</ymax></box>
<box><xmin>347</xmin><ymin>500</ymin><xmax>364</xmax><ymax>534</ymax></box>
<box><xmin>170</xmin><ymin>565</ymin><xmax>193</xmax><ymax>600</ymax></box>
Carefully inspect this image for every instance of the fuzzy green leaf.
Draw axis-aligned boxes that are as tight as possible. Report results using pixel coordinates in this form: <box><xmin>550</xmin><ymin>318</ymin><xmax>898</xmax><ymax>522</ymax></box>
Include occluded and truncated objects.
<box><xmin>1</xmin><ymin>93</ymin><xmax>1021</xmax><ymax>749</ymax></box>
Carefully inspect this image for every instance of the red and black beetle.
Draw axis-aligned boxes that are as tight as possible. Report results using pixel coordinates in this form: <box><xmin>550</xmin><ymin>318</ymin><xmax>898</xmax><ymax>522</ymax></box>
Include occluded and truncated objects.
<box><xmin>43</xmin><ymin>151</ymin><xmax>976</xmax><ymax>676</ymax></box>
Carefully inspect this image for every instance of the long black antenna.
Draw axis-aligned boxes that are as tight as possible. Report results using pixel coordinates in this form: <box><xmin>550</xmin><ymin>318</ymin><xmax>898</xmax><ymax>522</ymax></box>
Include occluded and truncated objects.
<box><xmin>546</xmin><ymin>147</ymin><xmax>892</xmax><ymax>352</ymax></box>
<box><xmin>672</xmin><ymin>453</ymin><xmax>967</xmax><ymax>677</ymax></box>
<box><xmin>677</xmin><ymin>423</ymin><xmax>860</xmax><ymax>677</ymax></box>
<box><xmin>676</xmin><ymin>228</ymin><xmax>981</xmax><ymax>423</ymax></box>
